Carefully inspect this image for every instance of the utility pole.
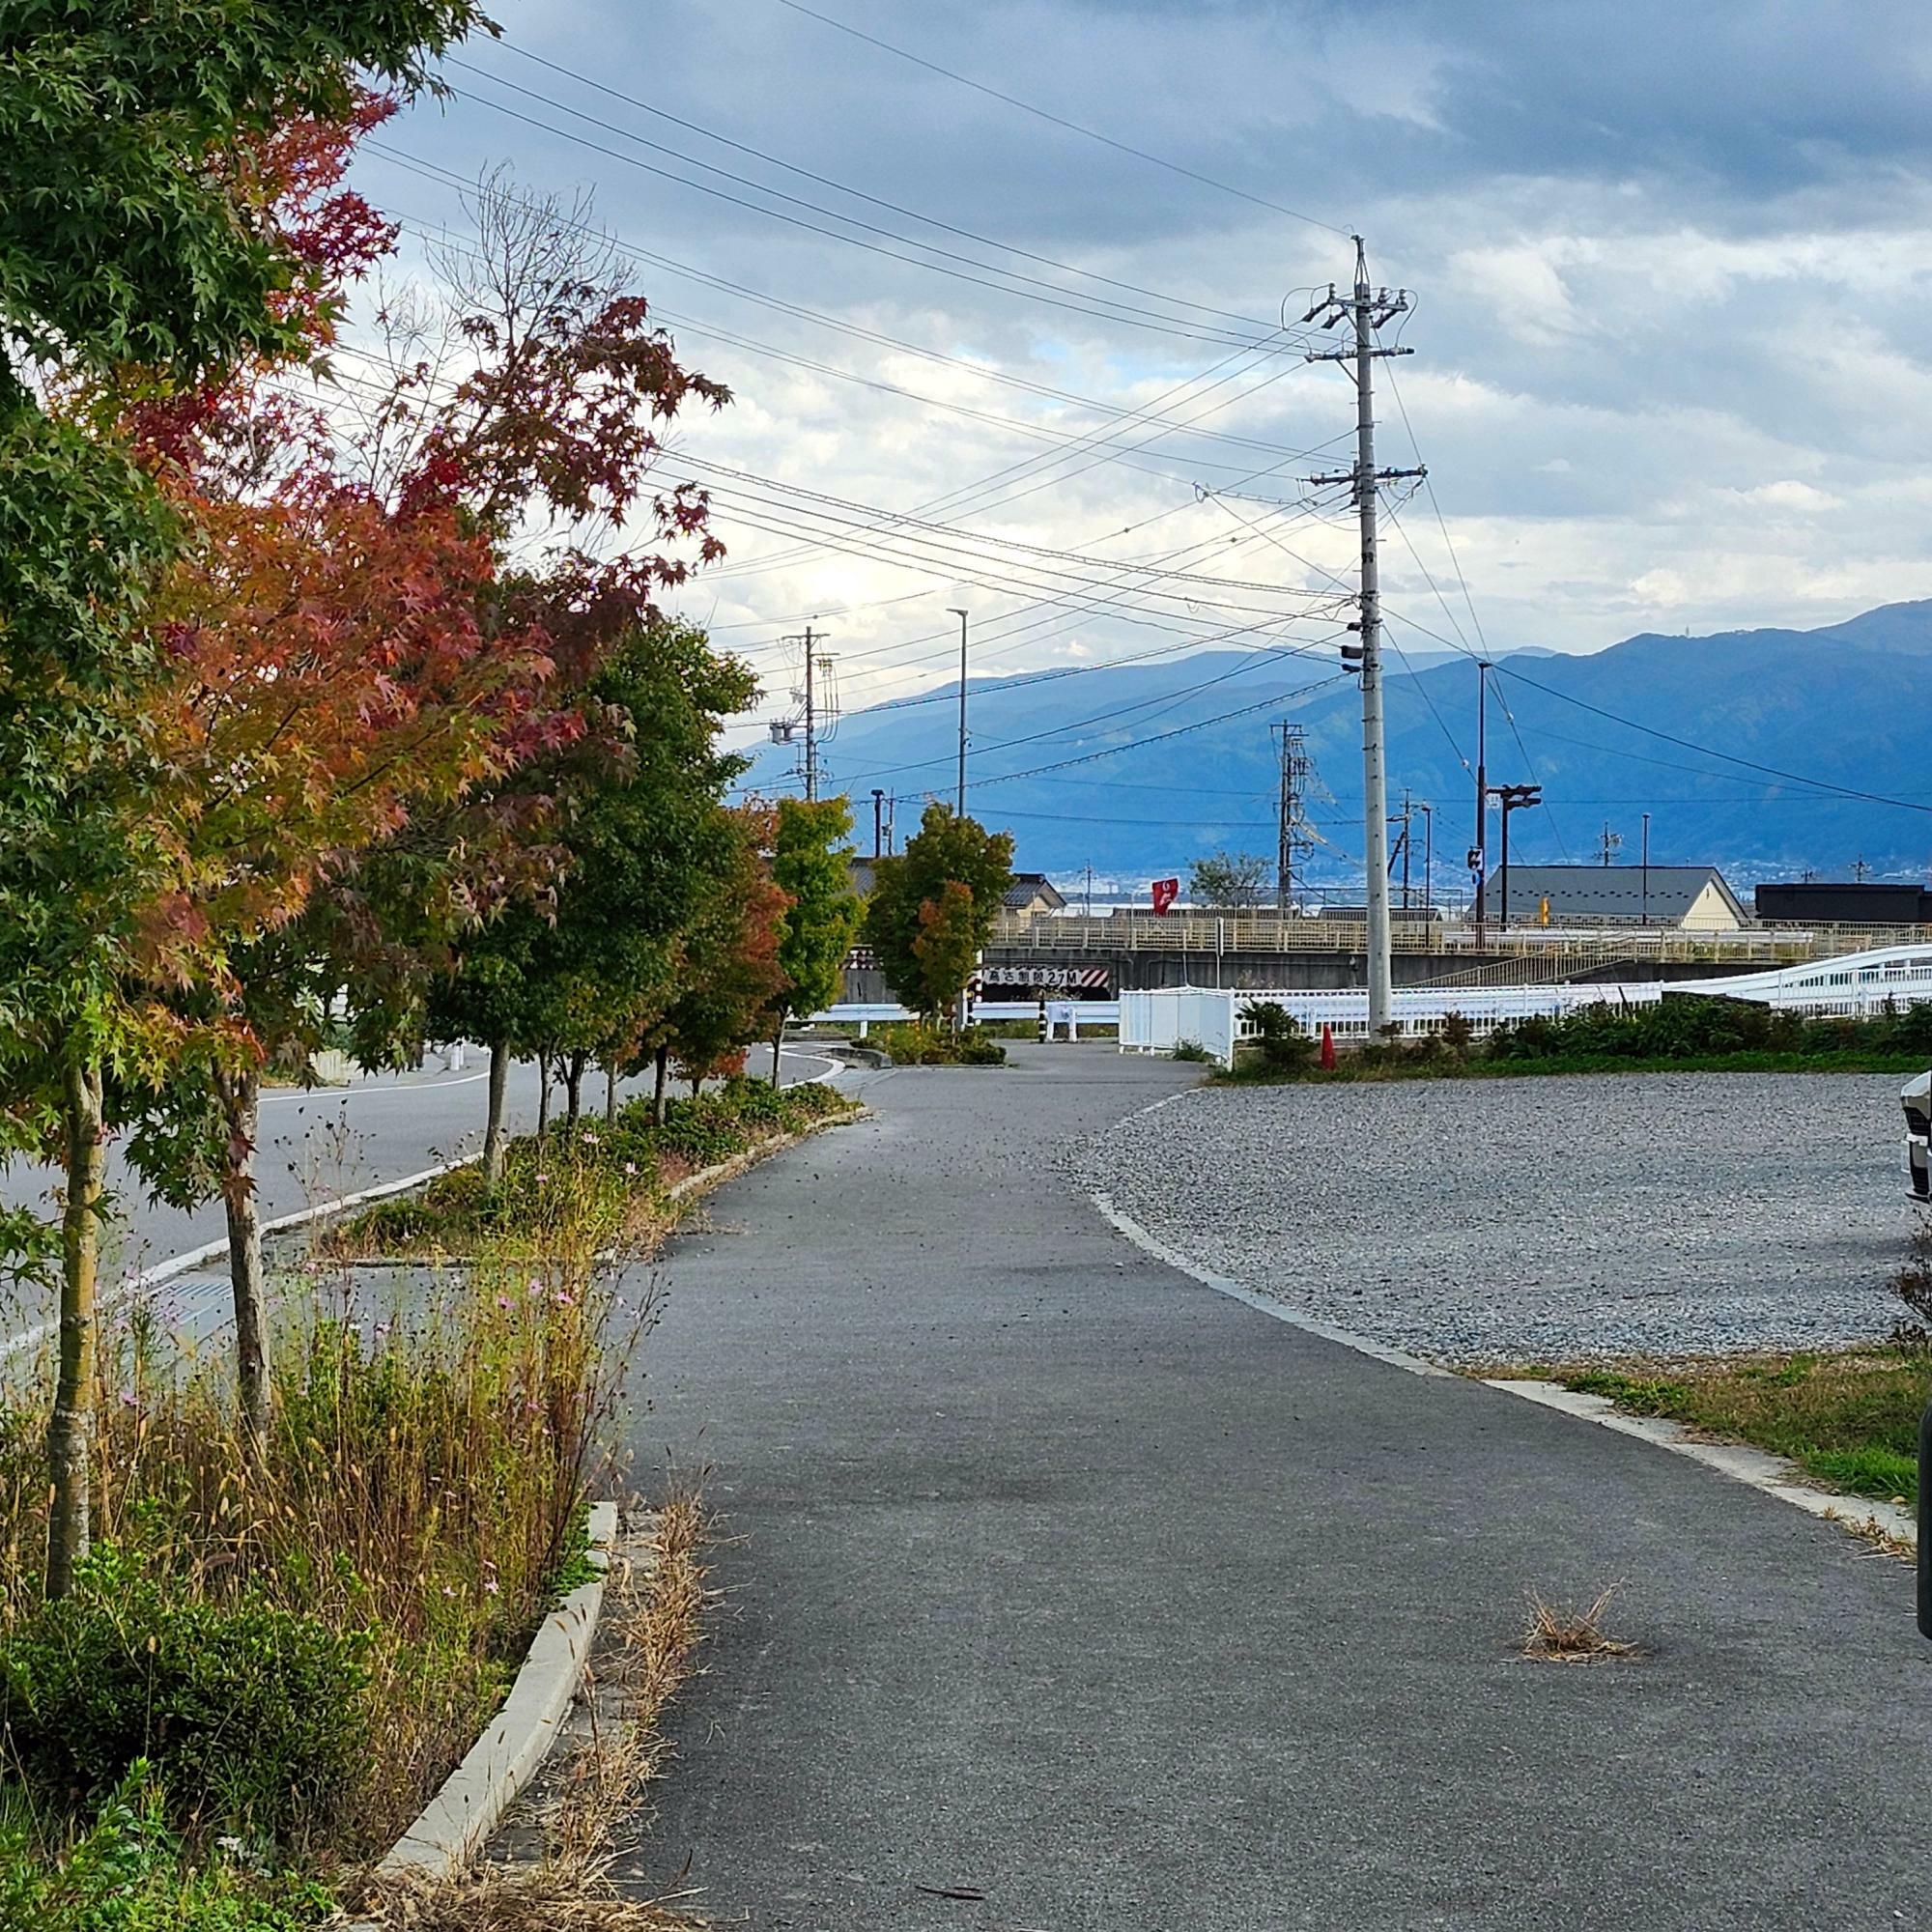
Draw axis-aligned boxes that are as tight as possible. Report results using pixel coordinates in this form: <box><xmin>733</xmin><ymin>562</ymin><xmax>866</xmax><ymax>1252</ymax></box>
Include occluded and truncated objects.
<box><xmin>1470</xmin><ymin>659</ymin><xmax>1492</xmax><ymax>945</ymax></box>
<box><xmin>1304</xmin><ymin>243</ymin><xmax>1420</xmax><ymax>1035</ymax></box>
<box><xmin>1855</xmin><ymin>853</ymin><xmax>1872</xmax><ymax>884</ymax></box>
<box><xmin>1418</xmin><ymin>801</ymin><xmax>1434</xmax><ymax>911</ymax></box>
<box><xmin>1084</xmin><ymin>864</ymin><xmax>1094</xmax><ymax>917</ymax></box>
<box><xmin>871</xmin><ymin>788</ymin><xmax>885</xmax><ymax>860</ymax></box>
<box><xmin>1271</xmin><ymin>721</ymin><xmax>1314</xmax><ymax>917</ymax></box>
<box><xmin>1393</xmin><ymin>789</ymin><xmax>1414</xmax><ymax>912</ymax></box>
<box><xmin>1640</xmin><ymin>811</ymin><xmax>1651</xmax><ymax>924</ymax></box>
<box><xmin>773</xmin><ymin>623</ymin><xmax>834</xmax><ymax>800</ymax></box>
<box><xmin>1599</xmin><ymin>822</ymin><xmax>1622</xmax><ymax>867</ymax></box>
<box><xmin>949</xmin><ymin>607</ymin><xmax>970</xmax><ymax>816</ymax></box>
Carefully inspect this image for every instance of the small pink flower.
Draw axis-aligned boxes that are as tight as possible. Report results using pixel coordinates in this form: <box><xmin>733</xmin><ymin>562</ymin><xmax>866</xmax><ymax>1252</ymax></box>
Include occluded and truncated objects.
<box><xmin>440</xmin><ymin>1584</ymin><xmax>456</xmax><ymax>1598</ymax></box>
<box><xmin>118</xmin><ymin>1390</ymin><xmax>138</xmax><ymax>1408</ymax></box>
<box><xmin>496</xmin><ymin>1294</ymin><xmax>512</xmax><ymax>1311</ymax></box>
<box><xmin>534</xmin><ymin>1172</ymin><xmax>549</xmax><ymax>1185</ymax></box>
<box><xmin>581</xmin><ymin>1131</ymin><xmax>599</xmax><ymax>1146</ymax></box>
<box><xmin>554</xmin><ymin>1289</ymin><xmax>576</xmax><ymax>1307</ymax></box>
<box><xmin>484</xmin><ymin>1578</ymin><xmax>499</xmax><ymax>1595</ymax></box>
<box><xmin>623</xmin><ymin>1161</ymin><xmax>638</xmax><ymax>1177</ymax></box>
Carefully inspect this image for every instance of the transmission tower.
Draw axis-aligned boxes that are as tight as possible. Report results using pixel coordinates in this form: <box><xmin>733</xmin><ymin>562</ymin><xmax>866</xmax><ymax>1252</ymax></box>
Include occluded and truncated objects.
<box><xmin>766</xmin><ymin>624</ymin><xmax>838</xmax><ymax>799</ymax></box>
<box><xmin>1272</xmin><ymin>722</ymin><xmax>1316</xmax><ymax>915</ymax></box>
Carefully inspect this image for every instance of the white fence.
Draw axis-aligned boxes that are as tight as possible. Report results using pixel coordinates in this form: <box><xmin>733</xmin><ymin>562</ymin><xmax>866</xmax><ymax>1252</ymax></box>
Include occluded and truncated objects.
<box><xmin>1118</xmin><ymin>941</ymin><xmax>1932</xmax><ymax>1067</ymax></box>
<box><xmin>1120</xmin><ymin>982</ymin><xmax>1654</xmax><ymax>1065</ymax></box>
<box><xmin>810</xmin><ymin>1001</ymin><xmax>1120</xmax><ymax>1038</ymax></box>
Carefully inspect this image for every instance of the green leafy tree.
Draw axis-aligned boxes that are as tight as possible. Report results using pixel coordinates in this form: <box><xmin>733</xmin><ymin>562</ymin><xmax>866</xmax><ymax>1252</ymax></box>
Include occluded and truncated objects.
<box><xmin>0</xmin><ymin>0</ymin><xmax>482</xmax><ymax>1596</ymax></box>
<box><xmin>1188</xmin><ymin>850</ymin><xmax>1270</xmax><ymax>911</ymax></box>
<box><xmin>659</xmin><ymin>806</ymin><xmax>789</xmax><ymax>1110</ymax></box>
<box><xmin>863</xmin><ymin>803</ymin><xmax>1015</xmax><ymax>1023</ymax></box>
<box><xmin>429</xmin><ymin>619</ymin><xmax>754</xmax><ymax>1158</ymax></box>
<box><xmin>768</xmin><ymin>798</ymin><xmax>862</xmax><ymax>1087</ymax></box>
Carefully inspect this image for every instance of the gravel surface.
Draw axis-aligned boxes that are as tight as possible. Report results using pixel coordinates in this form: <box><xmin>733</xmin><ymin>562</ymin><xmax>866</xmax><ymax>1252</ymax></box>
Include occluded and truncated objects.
<box><xmin>1072</xmin><ymin>1070</ymin><xmax>1919</xmax><ymax>1361</ymax></box>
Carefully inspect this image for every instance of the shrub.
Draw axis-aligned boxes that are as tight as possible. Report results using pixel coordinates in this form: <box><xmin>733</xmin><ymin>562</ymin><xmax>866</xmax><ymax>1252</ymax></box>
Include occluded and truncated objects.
<box><xmin>871</xmin><ymin>1022</ymin><xmax>1007</xmax><ymax>1065</ymax></box>
<box><xmin>1240</xmin><ymin>1001</ymin><xmax>1316</xmax><ymax>1075</ymax></box>
<box><xmin>0</xmin><ymin>1548</ymin><xmax>370</xmax><ymax>1846</ymax></box>
<box><xmin>0</xmin><ymin>1769</ymin><xmax>333</xmax><ymax>1931</ymax></box>
<box><xmin>1171</xmin><ymin>1037</ymin><xmax>1215</xmax><ymax>1064</ymax></box>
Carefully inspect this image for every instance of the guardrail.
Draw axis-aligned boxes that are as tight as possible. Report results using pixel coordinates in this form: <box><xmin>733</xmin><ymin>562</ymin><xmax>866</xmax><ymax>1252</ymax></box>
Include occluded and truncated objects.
<box><xmin>992</xmin><ymin>914</ymin><xmax>1932</xmax><ymax>964</ymax></box>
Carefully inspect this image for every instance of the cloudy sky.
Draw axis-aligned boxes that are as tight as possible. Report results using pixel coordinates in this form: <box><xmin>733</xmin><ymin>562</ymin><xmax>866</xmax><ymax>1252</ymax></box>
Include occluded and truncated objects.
<box><xmin>356</xmin><ymin>0</ymin><xmax>1932</xmax><ymax>737</ymax></box>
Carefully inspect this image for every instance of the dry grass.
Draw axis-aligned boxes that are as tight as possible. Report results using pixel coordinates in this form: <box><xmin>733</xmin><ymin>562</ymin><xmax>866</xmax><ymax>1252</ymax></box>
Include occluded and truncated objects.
<box><xmin>352</xmin><ymin>1497</ymin><xmax>715</xmax><ymax>1932</ymax></box>
<box><xmin>1520</xmin><ymin>1582</ymin><xmax>1640</xmax><ymax>1663</ymax></box>
<box><xmin>0</xmin><ymin>1239</ymin><xmax>657</xmax><ymax>1857</ymax></box>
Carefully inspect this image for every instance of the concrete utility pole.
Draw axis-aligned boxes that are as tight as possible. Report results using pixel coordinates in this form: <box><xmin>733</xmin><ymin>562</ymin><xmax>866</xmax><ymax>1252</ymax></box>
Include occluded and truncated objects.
<box><xmin>1417</xmin><ymin>800</ymin><xmax>1434</xmax><ymax>911</ymax></box>
<box><xmin>1599</xmin><ymin>822</ymin><xmax>1623</xmax><ymax>867</ymax></box>
<box><xmin>1305</xmin><ymin>243</ymin><xmax>1421</xmax><ymax>1034</ymax></box>
<box><xmin>774</xmin><ymin>622</ymin><xmax>833</xmax><ymax>800</ymax></box>
<box><xmin>1641</xmin><ymin>811</ymin><xmax>1651</xmax><ymax>924</ymax></box>
<box><xmin>949</xmin><ymin>607</ymin><xmax>970</xmax><ymax>816</ymax></box>
<box><xmin>1390</xmin><ymin>789</ymin><xmax>1416</xmax><ymax>911</ymax></box>
<box><xmin>871</xmin><ymin>788</ymin><xmax>885</xmax><ymax>860</ymax></box>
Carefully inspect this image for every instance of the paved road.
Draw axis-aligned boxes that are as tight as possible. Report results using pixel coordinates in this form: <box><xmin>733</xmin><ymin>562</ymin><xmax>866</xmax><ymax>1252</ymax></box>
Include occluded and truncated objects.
<box><xmin>625</xmin><ymin>1045</ymin><xmax>1932</xmax><ymax>1931</ymax></box>
<box><xmin>0</xmin><ymin>1045</ymin><xmax>826</xmax><ymax>1340</ymax></box>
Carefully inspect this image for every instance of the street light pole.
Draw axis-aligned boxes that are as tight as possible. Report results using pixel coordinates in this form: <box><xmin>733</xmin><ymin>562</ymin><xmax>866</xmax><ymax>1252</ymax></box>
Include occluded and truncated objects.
<box><xmin>1641</xmin><ymin>811</ymin><xmax>1651</xmax><ymax>925</ymax></box>
<box><xmin>1491</xmin><ymin>782</ymin><xmax>1542</xmax><ymax>933</ymax></box>
<box><xmin>949</xmin><ymin>607</ymin><xmax>969</xmax><ymax>816</ymax></box>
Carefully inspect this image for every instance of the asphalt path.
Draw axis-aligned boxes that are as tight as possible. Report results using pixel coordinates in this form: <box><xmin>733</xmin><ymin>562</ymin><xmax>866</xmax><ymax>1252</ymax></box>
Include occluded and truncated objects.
<box><xmin>625</xmin><ymin>1045</ymin><xmax>1932</xmax><ymax>1931</ymax></box>
<box><xmin>0</xmin><ymin>1044</ymin><xmax>824</xmax><ymax>1343</ymax></box>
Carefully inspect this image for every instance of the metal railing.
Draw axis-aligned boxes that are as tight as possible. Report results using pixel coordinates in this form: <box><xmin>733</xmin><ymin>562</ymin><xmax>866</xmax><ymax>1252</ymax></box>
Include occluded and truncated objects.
<box><xmin>991</xmin><ymin>913</ymin><xmax>1932</xmax><ymax>965</ymax></box>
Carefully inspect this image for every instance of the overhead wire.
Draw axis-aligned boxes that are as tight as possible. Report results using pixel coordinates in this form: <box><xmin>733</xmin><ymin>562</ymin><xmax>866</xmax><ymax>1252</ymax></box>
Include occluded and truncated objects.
<box><xmin>481</xmin><ymin>42</ymin><xmax>1281</xmax><ymax>332</ymax></box>
<box><xmin>767</xmin><ymin>0</ymin><xmax>1351</xmax><ymax>237</ymax></box>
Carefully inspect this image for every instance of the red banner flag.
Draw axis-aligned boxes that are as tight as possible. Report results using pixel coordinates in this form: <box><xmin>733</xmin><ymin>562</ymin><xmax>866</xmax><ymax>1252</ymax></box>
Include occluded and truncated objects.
<box><xmin>1151</xmin><ymin>877</ymin><xmax>1179</xmax><ymax>916</ymax></box>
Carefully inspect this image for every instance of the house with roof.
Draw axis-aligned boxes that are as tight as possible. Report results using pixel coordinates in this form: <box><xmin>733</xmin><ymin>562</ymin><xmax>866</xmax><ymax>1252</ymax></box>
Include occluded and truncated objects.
<box><xmin>1494</xmin><ymin>865</ymin><xmax>1747</xmax><ymax>931</ymax></box>
<box><xmin>1002</xmin><ymin>872</ymin><xmax>1066</xmax><ymax>922</ymax></box>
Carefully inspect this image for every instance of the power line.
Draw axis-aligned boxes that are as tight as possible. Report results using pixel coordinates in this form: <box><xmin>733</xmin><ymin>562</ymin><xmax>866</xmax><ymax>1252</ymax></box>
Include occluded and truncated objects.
<box><xmin>436</xmin><ymin>85</ymin><xmax>1284</xmax><ymax>351</ymax></box>
<box><xmin>769</xmin><ymin>0</ymin><xmax>1350</xmax><ymax>237</ymax></box>
<box><xmin>482</xmin><ymin>41</ymin><xmax>1281</xmax><ymax>332</ymax></box>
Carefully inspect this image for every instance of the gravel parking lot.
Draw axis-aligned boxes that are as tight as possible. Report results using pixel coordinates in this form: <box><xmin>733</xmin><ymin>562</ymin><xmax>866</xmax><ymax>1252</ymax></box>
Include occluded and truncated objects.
<box><xmin>1073</xmin><ymin>1070</ymin><xmax>1918</xmax><ymax>1362</ymax></box>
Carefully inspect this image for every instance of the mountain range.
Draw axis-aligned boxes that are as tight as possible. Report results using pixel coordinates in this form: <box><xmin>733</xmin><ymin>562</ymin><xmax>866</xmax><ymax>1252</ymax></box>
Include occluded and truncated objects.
<box><xmin>736</xmin><ymin>600</ymin><xmax>1932</xmax><ymax>892</ymax></box>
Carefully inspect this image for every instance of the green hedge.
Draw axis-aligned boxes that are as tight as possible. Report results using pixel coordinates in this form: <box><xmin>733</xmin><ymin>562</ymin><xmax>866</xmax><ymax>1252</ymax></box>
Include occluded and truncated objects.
<box><xmin>0</xmin><ymin>1548</ymin><xmax>369</xmax><ymax>1848</ymax></box>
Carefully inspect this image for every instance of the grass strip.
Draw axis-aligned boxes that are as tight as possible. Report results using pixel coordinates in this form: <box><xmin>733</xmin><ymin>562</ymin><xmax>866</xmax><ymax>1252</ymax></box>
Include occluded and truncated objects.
<box><xmin>1214</xmin><ymin>1046</ymin><xmax>1932</xmax><ymax>1084</ymax></box>
<box><xmin>1514</xmin><ymin>1350</ymin><xmax>1932</xmax><ymax>1505</ymax></box>
<box><xmin>325</xmin><ymin>1078</ymin><xmax>858</xmax><ymax>1262</ymax></box>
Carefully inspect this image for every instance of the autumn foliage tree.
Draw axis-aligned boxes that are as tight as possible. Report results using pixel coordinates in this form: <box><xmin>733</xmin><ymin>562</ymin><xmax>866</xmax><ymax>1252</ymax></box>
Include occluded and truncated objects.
<box><xmin>0</xmin><ymin>0</ymin><xmax>484</xmax><ymax>1593</ymax></box>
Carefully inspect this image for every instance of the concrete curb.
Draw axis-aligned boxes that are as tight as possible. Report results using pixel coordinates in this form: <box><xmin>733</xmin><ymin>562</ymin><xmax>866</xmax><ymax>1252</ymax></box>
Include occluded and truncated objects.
<box><xmin>1089</xmin><ymin>1188</ymin><xmax>1916</xmax><ymax>1552</ymax></box>
<box><xmin>1486</xmin><ymin>1377</ymin><xmax>1918</xmax><ymax>1548</ymax></box>
<box><xmin>0</xmin><ymin>1155</ymin><xmax>473</xmax><ymax>1362</ymax></box>
<box><xmin>377</xmin><ymin>1499</ymin><xmax>620</xmax><ymax>1881</ymax></box>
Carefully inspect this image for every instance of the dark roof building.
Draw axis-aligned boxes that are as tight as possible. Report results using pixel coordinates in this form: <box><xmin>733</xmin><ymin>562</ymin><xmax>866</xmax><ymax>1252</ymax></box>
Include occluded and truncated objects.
<box><xmin>1494</xmin><ymin>865</ymin><xmax>1747</xmax><ymax>930</ymax></box>
<box><xmin>1002</xmin><ymin>872</ymin><xmax>1066</xmax><ymax>918</ymax></box>
<box><xmin>1754</xmin><ymin>881</ymin><xmax>1932</xmax><ymax>925</ymax></box>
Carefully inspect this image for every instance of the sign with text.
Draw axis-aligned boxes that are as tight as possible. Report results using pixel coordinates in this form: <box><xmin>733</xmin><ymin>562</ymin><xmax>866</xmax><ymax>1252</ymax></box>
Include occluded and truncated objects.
<box><xmin>1151</xmin><ymin>877</ymin><xmax>1179</xmax><ymax>916</ymax></box>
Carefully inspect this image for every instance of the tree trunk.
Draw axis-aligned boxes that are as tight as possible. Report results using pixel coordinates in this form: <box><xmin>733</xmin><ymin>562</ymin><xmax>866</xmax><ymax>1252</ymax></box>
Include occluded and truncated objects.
<box><xmin>46</xmin><ymin>1055</ymin><xmax>104</xmax><ymax>1600</ymax></box>
<box><xmin>770</xmin><ymin>1010</ymin><xmax>786</xmax><ymax>1091</ymax></box>
<box><xmin>564</xmin><ymin>1049</ymin><xmax>586</xmax><ymax>1128</ymax></box>
<box><xmin>215</xmin><ymin>1065</ymin><xmax>270</xmax><ymax>1467</ymax></box>
<box><xmin>536</xmin><ymin>1052</ymin><xmax>551</xmax><ymax>1139</ymax></box>
<box><xmin>604</xmin><ymin>1062</ymin><xmax>617</xmax><ymax>1124</ymax></box>
<box><xmin>482</xmin><ymin>1041</ymin><xmax>509</xmax><ymax>1188</ymax></box>
<box><xmin>653</xmin><ymin>1043</ymin><xmax>669</xmax><ymax>1126</ymax></box>
<box><xmin>690</xmin><ymin>1074</ymin><xmax>703</xmax><ymax>1098</ymax></box>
